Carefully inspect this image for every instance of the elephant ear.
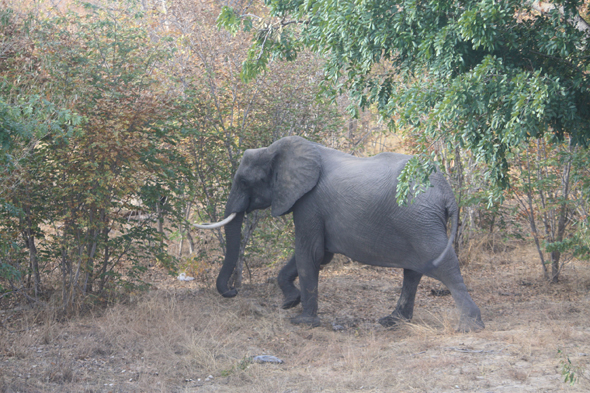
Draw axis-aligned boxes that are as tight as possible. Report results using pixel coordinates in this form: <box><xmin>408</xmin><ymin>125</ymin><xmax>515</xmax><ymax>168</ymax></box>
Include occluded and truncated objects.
<box><xmin>269</xmin><ymin>136</ymin><xmax>321</xmax><ymax>217</ymax></box>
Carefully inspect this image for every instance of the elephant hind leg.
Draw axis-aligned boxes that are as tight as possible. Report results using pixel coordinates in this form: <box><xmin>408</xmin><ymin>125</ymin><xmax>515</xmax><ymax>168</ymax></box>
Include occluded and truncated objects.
<box><xmin>429</xmin><ymin>256</ymin><xmax>484</xmax><ymax>332</ymax></box>
<box><xmin>379</xmin><ymin>269</ymin><xmax>422</xmax><ymax>328</ymax></box>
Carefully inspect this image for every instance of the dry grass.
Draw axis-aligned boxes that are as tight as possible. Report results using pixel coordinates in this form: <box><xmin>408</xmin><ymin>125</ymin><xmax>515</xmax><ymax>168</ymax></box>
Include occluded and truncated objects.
<box><xmin>2</xmin><ymin>242</ymin><xmax>590</xmax><ymax>392</ymax></box>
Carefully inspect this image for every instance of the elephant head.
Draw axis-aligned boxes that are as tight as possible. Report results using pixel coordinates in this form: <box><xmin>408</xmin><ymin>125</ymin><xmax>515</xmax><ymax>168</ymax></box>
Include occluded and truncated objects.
<box><xmin>194</xmin><ymin>136</ymin><xmax>321</xmax><ymax>297</ymax></box>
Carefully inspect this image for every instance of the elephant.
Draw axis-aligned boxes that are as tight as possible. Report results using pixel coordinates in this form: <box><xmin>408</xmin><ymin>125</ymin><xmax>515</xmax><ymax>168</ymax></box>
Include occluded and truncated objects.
<box><xmin>195</xmin><ymin>136</ymin><xmax>484</xmax><ymax>331</ymax></box>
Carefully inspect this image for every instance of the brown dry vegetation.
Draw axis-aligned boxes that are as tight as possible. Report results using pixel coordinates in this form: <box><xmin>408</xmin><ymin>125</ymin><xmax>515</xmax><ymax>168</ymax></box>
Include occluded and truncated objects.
<box><xmin>2</xmin><ymin>240</ymin><xmax>590</xmax><ymax>393</ymax></box>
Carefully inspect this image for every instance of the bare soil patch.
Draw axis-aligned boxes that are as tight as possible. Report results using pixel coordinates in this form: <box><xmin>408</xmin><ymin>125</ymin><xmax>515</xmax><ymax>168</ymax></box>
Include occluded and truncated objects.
<box><xmin>2</xmin><ymin>242</ymin><xmax>590</xmax><ymax>392</ymax></box>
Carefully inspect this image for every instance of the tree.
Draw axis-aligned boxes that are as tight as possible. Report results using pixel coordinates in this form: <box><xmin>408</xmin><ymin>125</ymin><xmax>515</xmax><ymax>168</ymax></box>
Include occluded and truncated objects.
<box><xmin>218</xmin><ymin>0</ymin><xmax>590</xmax><ymax>279</ymax></box>
<box><xmin>132</xmin><ymin>0</ymin><xmax>343</xmax><ymax>288</ymax></box>
<box><xmin>0</xmin><ymin>7</ymin><xmax>83</xmax><ymax>299</ymax></box>
<box><xmin>512</xmin><ymin>135</ymin><xmax>589</xmax><ymax>282</ymax></box>
<box><xmin>1</xmin><ymin>0</ymin><xmax>345</xmax><ymax>306</ymax></box>
<box><xmin>219</xmin><ymin>0</ymin><xmax>590</xmax><ymax>200</ymax></box>
<box><xmin>1</xmin><ymin>3</ymin><xmax>186</xmax><ymax>311</ymax></box>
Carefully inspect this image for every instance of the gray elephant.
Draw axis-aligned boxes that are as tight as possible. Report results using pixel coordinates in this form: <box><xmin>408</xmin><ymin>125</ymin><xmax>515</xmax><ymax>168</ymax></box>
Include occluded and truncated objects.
<box><xmin>195</xmin><ymin>136</ymin><xmax>484</xmax><ymax>331</ymax></box>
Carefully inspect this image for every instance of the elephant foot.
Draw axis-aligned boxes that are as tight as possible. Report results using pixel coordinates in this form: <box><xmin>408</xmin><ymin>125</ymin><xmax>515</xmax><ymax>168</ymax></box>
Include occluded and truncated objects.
<box><xmin>378</xmin><ymin>313</ymin><xmax>408</xmax><ymax>329</ymax></box>
<box><xmin>457</xmin><ymin>317</ymin><xmax>485</xmax><ymax>333</ymax></box>
<box><xmin>290</xmin><ymin>314</ymin><xmax>321</xmax><ymax>327</ymax></box>
<box><xmin>281</xmin><ymin>296</ymin><xmax>301</xmax><ymax>310</ymax></box>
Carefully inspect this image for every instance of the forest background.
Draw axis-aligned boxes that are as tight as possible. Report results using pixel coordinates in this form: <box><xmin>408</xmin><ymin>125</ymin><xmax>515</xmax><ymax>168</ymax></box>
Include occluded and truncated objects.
<box><xmin>0</xmin><ymin>0</ymin><xmax>589</xmax><ymax>330</ymax></box>
<box><xmin>2</xmin><ymin>0</ymin><xmax>590</xmax><ymax>391</ymax></box>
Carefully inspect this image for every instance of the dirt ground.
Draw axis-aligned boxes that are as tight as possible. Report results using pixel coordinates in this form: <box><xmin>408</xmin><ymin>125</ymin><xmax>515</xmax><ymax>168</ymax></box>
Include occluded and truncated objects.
<box><xmin>1</xmin><ymin>241</ymin><xmax>590</xmax><ymax>392</ymax></box>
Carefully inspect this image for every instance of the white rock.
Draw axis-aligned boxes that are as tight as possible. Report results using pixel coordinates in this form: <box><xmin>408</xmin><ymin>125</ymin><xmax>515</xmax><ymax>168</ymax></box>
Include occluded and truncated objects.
<box><xmin>253</xmin><ymin>355</ymin><xmax>284</xmax><ymax>364</ymax></box>
<box><xmin>178</xmin><ymin>273</ymin><xmax>195</xmax><ymax>281</ymax></box>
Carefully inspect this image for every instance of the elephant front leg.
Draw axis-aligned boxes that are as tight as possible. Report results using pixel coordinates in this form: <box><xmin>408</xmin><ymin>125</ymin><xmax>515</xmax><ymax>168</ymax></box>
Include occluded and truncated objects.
<box><xmin>379</xmin><ymin>269</ymin><xmax>422</xmax><ymax>328</ymax></box>
<box><xmin>278</xmin><ymin>254</ymin><xmax>301</xmax><ymax>309</ymax></box>
<box><xmin>290</xmin><ymin>263</ymin><xmax>320</xmax><ymax>327</ymax></box>
<box><xmin>278</xmin><ymin>253</ymin><xmax>333</xmax><ymax>310</ymax></box>
<box><xmin>289</xmin><ymin>238</ymin><xmax>326</xmax><ymax>327</ymax></box>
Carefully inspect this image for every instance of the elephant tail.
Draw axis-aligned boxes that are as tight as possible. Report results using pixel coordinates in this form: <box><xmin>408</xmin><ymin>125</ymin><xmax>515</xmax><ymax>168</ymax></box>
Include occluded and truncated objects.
<box><xmin>422</xmin><ymin>198</ymin><xmax>459</xmax><ymax>274</ymax></box>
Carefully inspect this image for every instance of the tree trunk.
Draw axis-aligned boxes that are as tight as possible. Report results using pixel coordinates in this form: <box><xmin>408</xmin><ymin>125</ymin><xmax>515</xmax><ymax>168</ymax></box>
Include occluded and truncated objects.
<box><xmin>549</xmin><ymin>141</ymin><xmax>573</xmax><ymax>283</ymax></box>
<box><xmin>23</xmin><ymin>229</ymin><xmax>40</xmax><ymax>300</ymax></box>
<box><xmin>22</xmin><ymin>186</ymin><xmax>40</xmax><ymax>300</ymax></box>
<box><xmin>98</xmin><ymin>226</ymin><xmax>110</xmax><ymax>293</ymax></box>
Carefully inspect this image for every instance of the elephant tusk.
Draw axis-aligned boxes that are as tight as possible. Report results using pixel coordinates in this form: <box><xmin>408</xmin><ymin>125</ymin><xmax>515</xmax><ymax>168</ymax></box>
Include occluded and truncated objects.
<box><xmin>193</xmin><ymin>213</ymin><xmax>237</xmax><ymax>229</ymax></box>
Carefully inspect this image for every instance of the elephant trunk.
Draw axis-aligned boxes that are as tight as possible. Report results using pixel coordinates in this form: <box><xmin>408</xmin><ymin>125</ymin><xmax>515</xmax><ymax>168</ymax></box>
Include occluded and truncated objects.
<box><xmin>216</xmin><ymin>209</ymin><xmax>245</xmax><ymax>297</ymax></box>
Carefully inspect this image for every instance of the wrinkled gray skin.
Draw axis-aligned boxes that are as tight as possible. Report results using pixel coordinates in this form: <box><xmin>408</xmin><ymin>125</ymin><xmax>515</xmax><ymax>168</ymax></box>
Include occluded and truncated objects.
<box><xmin>217</xmin><ymin>136</ymin><xmax>484</xmax><ymax>331</ymax></box>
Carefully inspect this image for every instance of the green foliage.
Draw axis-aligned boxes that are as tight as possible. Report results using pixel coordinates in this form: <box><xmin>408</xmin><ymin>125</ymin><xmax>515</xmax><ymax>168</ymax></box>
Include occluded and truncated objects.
<box><xmin>395</xmin><ymin>153</ymin><xmax>437</xmax><ymax>206</ymax></box>
<box><xmin>220</xmin><ymin>356</ymin><xmax>252</xmax><ymax>377</ymax></box>
<box><xmin>245</xmin><ymin>212</ymin><xmax>295</xmax><ymax>267</ymax></box>
<box><xmin>0</xmin><ymin>4</ymin><xmax>185</xmax><ymax>309</ymax></box>
<box><xmin>0</xmin><ymin>0</ymin><xmax>346</xmax><ymax>306</ymax></box>
<box><xmin>0</xmin><ymin>233</ymin><xmax>23</xmax><ymax>293</ymax></box>
<box><xmin>172</xmin><ymin>0</ymin><xmax>343</xmax><ymax>287</ymax></box>
<box><xmin>511</xmin><ymin>136</ymin><xmax>589</xmax><ymax>281</ymax></box>
<box><xmin>222</xmin><ymin>0</ymin><xmax>590</xmax><ymax>201</ymax></box>
<box><xmin>558</xmin><ymin>349</ymin><xmax>580</xmax><ymax>385</ymax></box>
<box><xmin>217</xmin><ymin>6</ymin><xmax>244</xmax><ymax>35</ymax></box>
<box><xmin>216</xmin><ymin>0</ymin><xmax>590</xmax><ymax>279</ymax></box>
<box><xmin>218</xmin><ymin>5</ymin><xmax>304</xmax><ymax>82</ymax></box>
<box><xmin>0</xmin><ymin>95</ymin><xmax>82</xmax><ymax>149</ymax></box>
